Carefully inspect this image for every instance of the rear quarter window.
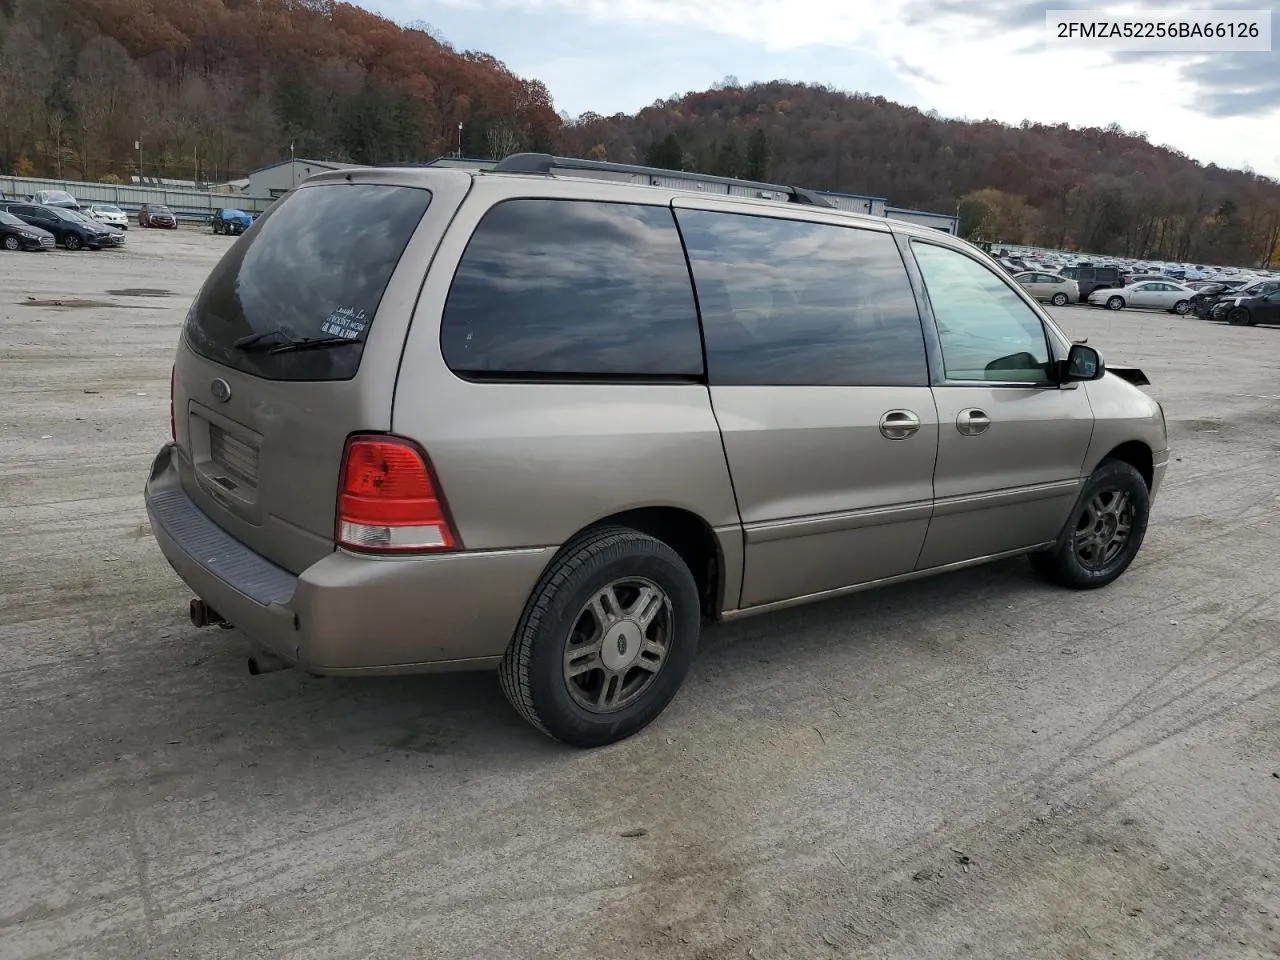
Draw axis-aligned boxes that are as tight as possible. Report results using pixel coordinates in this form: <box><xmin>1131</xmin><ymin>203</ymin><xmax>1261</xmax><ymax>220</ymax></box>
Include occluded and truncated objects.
<box><xmin>184</xmin><ymin>182</ymin><xmax>431</xmax><ymax>381</ymax></box>
<box><xmin>440</xmin><ymin>199</ymin><xmax>703</xmax><ymax>379</ymax></box>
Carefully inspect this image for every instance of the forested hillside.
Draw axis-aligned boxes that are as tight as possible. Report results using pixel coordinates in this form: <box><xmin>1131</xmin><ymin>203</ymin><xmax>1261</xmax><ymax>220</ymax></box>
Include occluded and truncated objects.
<box><xmin>560</xmin><ymin>80</ymin><xmax>1280</xmax><ymax>265</ymax></box>
<box><xmin>2</xmin><ymin>1</ymin><xmax>1277</xmax><ymax>264</ymax></box>
<box><xmin>0</xmin><ymin>0</ymin><xmax>556</xmax><ymax>183</ymax></box>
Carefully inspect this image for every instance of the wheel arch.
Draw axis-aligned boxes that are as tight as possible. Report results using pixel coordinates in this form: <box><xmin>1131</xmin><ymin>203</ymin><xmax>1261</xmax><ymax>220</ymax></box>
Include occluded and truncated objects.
<box><xmin>567</xmin><ymin>506</ymin><xmax>729</xmax><ymax>623</ymax></box>
<box><xmin>1102</xmin><ymin>441</ymin><xmax>1154</xmax><ymax>490</ymax></box>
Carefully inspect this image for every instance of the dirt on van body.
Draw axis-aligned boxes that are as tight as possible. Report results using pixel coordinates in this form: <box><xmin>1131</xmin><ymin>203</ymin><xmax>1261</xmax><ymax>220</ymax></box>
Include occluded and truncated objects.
<box><xmin>2</xmin><ymin>228</ymin><xmax>1278</xmax><ymax>959</ymax></box>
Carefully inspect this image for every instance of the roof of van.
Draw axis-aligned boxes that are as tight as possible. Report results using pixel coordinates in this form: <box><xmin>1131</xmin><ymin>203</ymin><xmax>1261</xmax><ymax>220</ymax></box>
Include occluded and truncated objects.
<box><xmin>301</xmin><ymin>159</ymin><xmax>967</xmax><ymax>244</ymax></box>
<box><xmin>472</xmin><ymin>167</ymin><xmax>957</xmax><ymax>237</ymax></box>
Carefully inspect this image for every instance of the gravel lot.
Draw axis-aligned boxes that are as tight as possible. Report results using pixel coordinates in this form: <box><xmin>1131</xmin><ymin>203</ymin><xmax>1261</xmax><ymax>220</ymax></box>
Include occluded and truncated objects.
<box><xmin>2</xmin><ymin>229</ymin><xmax>1279</xmax><ymax>960</ymax></box>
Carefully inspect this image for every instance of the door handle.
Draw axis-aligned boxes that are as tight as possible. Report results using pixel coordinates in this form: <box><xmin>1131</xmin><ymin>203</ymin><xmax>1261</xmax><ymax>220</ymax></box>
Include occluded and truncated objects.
<box><xmin>879</xmin><ymin>409</ymin><xmax>921</xmax><ymax>441</ymax></box>
<box><xmin>957</xmin><ymin>408</ymin><xmax>991</xmax><ymax>436</ymax></box>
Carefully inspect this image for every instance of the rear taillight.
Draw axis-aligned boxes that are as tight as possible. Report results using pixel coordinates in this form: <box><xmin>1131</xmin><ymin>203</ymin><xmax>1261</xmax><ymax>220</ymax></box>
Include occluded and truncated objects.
<box><xmin>169</xmin><ymin>365</ymin><xmax>175</xmax><ymax>441</ymax></box>
<box><xmin>337</xmin><ymin>436</ymin><xmax>459</xmax><ymax>553</ymax></box>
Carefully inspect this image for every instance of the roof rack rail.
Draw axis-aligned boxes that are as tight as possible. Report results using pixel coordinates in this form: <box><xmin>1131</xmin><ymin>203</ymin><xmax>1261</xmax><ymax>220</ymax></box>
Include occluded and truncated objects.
<box><xmin>492</xmin><ymin>153</ymin><xmax>835</xmax><ymax>209</ymax></box>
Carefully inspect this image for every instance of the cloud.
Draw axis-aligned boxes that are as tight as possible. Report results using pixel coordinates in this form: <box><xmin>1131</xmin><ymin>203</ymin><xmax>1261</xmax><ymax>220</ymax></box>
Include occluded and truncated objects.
<box><xmin>1180</xmin><ymin>54</ymin><xmax>1280</xmax><ymax>118</ymax></box>
<box><xmin>900</xmin><ymin>0</ymin><xmax>1092</xmax><ymax>30</ymax></box>
<box><xmin>896</xmin><ymin>0</ymin><xmax>1280</xmax><ymax>120</ymax></box>
<box><xmin>892</xmin><ymin>55</ymin><xmax>940</xmax><ymax>85</ymax></box>
<box><xmin>365</xmin><ymin>0</ymin><xmax>1280</xmax><ymax>176</ymax></box>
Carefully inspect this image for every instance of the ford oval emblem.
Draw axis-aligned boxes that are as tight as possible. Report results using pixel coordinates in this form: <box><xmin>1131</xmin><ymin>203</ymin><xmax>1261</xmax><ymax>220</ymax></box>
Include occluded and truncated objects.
<box><xmin>210</xmin><ymin>378</ymin><xmax>232</xmax><ymax>403</ymax></box>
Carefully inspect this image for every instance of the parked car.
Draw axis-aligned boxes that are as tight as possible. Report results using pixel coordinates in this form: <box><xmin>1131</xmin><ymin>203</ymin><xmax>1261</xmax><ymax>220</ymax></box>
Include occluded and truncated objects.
<box><xmin>86</xmin><ymin>203</ymin><xmax>129</xmax><ymax>230</ymax></box>
<box><xmin>1210</xmin><ymin>283</ymin><xmax>1280</xmax><ymax>325</ymax></box>
<box><xmin>1013</xmin><ymin>271</ymin><xmax>1080</xmax><ymax>306</ymax></box>
<box><xmin>211</xmin><ymin>208</ymin><xmax>253</xmax><ymax>235</ymax></box>
<box><xmin>1122</xmin><ymin>273</ymin><xmax>1167</xmax><ymax>286</ymax></box>
<box><xmin>0</xmin><ymin>210</ymin><xmax>55</xmax><ymax>251</ymax></box>
<box><xmin>28</xmin><ymin>189</ymin><xmax>80</xmax><ymax>211</ymax></box>
<box><xmin>139</xmin><ymin>204</ymin><xmax>178</xmax><ymax>229</ymax></box>
<box><xmin>1088</xmin><ymin>280</ymin><xmax>1195</xmax><ymax>314</ymax></box>
<box><xmin>144</xmin><ymin>157</ymin><xmax>1169</xmax><ymax>747</ymax></box>
<box><xmin>1059</xmin><ymin>264</ymin><xmax>1124</xmax><ymax>301</ymax></box>
<box><xmin>0</xmin><ymin>202</ymin><xmax>123</xmax><ymax>250</ymax></box>
<box><xmin>1202</xmin><ymin>279</ymin><xmax>1280</xmax><ymax>320</ymax></box>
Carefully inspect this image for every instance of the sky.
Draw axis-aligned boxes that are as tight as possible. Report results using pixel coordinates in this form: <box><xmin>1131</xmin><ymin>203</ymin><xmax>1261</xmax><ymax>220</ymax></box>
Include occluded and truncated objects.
<box><xmin>367</xmin><ymin>0</ymin><xmax>1280</xmax><ymax>177</ymax></box>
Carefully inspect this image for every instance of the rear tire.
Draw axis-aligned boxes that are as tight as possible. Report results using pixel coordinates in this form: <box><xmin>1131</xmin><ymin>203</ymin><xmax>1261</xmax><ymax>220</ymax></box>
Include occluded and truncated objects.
<box><xmin>1030</xmin><ymin>460</ymin><xmax>1149</xmax><ymax>590</ymax></box>
<box><xmin>1173</xmin><ymin>300</ymin><xmax>1190</xmax><ymax>315</ymax></box>
<box><xmin>499</xmin><ymin>526</ymin><xmax>701</xmax><ymax>748</ymax></box>
<box><xmin>1051</xmin><ymin>292</ymin><xmax>1069</xmax><ymax>306</ymax></box>
<box><xmin>1106</xmin><ymin>295</ymin><xmax>1125</xmax><ymax>311</ymax></box>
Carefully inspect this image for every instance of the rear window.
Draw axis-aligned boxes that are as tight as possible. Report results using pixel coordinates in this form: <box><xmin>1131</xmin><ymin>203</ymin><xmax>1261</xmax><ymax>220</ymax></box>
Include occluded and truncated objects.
<box><xmin>184</xmin><ymin>183</ymin><xmax>431</xmax><ymax>381</ymax></box>
<box><xmin>440</xmin><ymin>199</ymin><xmax>703</xmax><ymax>380</ymax></box>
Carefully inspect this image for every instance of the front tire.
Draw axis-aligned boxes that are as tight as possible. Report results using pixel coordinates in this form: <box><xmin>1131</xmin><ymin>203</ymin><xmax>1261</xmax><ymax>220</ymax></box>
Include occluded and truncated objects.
<box><xmin>1227</xmin><ymin>307</ymin><xmax>1251</xmax><ymax>326</ymax></box>
<box><xmin>1106</xmin><ymin>295</ymin><xmax>1125</xmax><ymax>311</ymax></box>
<box><xmin>63</xmin><ymin>233</ymin><xmax>81</xmax><ymax>251</ymax></box>
<box><xmin>500</xmin><ymin>526</ymin><xmax>701</xmax><ymax>747</ymax></box>
<box><xmin>2</xmin><ymin>235</ymin><xmax>19</xmax><ymax>251</ymax></box>
<box><xmin>1030</xmin><ymin>460</ymin><xmax>1149</xmax><ymax>589</ymax></box>
<box><xmin>1051</xmin><ymin>292</ymin><xmax>1069</xmax><ymax>306</ymax></box>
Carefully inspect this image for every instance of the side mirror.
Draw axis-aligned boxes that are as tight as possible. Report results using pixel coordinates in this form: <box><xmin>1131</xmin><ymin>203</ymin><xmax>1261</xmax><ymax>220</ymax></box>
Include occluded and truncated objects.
<box><xmin>1061</xmin><ymin>343</ymin><xmax>1104</xmax><ymax>382</ymax></box>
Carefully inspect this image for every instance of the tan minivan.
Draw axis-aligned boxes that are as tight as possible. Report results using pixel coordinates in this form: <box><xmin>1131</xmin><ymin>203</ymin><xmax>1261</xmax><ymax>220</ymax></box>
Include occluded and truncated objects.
<box><xmin>146</xmin><ymin>154</ymin><xmax>1169</xmax><ymax>747</ymax></box>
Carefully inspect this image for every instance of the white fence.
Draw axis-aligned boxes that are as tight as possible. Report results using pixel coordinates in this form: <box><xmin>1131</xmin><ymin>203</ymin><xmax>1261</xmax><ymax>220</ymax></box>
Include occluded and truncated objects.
<box><xmin>0</xmin><ymin>175</ymin><xmax>267</xmax><ymax>221</ymax></box>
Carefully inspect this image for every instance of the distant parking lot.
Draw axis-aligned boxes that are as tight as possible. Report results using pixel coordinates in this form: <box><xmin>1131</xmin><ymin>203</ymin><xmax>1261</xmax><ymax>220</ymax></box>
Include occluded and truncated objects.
<box><xmin>2</xmin><ymin>231</ymin><xmax>1279</xmax><ymax>959</ymax></box>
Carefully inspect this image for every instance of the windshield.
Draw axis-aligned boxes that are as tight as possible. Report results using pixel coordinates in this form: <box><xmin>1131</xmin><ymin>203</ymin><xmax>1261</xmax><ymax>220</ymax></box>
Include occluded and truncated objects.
<box><xmin>49</xmin><ymin>208</ymin><xmax>85</xmax><ymax>222</ymax></box>
<box><xmin>95</xmin><ymin>205</ymin><xmax>122</xmax><ymax>213</ymax></box>
<box><xmin>0</xmin><ymin>212</ymin><xmax>25</xmax><ymax>227</ymax></box>
<box><xmin>151</xmin><ymin>206</ymin><xmax>173</xmax><ymax>215</ymax></box>
<box><xmin>184</xmin><ymin>182</ymin><xmax>432</xmax><ymax>381</ymax></box>
<box><xmin>43</xmin><ymin>191</ymin><xmax>75</xmax><ymax>204</ymax></box>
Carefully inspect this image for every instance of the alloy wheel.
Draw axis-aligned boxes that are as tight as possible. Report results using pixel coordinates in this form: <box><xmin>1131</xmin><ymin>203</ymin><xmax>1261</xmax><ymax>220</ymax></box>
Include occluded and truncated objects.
<box><xmin>562</xmin><ymin>577</ymin><xmax>673</xmax><ymax>713</ymax></box>
<box><xmin>1072</xmin><ymin>489</ymin><xmax>1134</xmax><ymax>570</ymax></box>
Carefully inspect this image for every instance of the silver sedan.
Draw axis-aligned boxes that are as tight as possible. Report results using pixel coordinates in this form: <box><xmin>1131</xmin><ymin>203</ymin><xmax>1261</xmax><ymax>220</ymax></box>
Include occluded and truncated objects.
<box><xmin>1013</xmin><ymin>271</ymin><xmax>1081</xmax><ymax>306</ymax></box>
<box><xmin>1088</xmin><ymin>280</ymin><xmax>1196</xmax><ymax>314</ymax></box>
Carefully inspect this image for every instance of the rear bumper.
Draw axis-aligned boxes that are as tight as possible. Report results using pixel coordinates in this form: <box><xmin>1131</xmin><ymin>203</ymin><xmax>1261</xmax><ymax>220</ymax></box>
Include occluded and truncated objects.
<box><xmin>144</xmin><ymin>444</ymin><xmax>554</xmax><ymax>675</ymax></box>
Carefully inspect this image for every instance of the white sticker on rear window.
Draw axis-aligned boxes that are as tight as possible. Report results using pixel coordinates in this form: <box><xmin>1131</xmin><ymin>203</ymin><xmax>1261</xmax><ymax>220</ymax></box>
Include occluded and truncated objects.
<box><xmin>320</xmin><ymin>306</ymin><xmax>368</xmax><ymax>340</ymax></box>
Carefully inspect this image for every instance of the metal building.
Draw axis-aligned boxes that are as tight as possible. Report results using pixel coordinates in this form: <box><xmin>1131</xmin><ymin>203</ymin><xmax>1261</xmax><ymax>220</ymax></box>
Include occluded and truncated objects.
<box><xmin>884</xmin><ymin>205</ymin><xmax>959</xmax><ymax>235</ymax></box>
<box><xmin>814</xmin><ymin>190</ymin><xmax>888</xmax><ymax>217</ymax></box>
<box><xmin>243</xmin><ymin>158</ymin><xmax>359</xmax><ymax>200</ymax></box>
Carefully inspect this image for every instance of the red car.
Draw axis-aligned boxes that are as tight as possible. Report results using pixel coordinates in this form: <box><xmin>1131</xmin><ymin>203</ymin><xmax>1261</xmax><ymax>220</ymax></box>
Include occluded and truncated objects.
<box><xmin>139</xmin><ymin>204</ymin><xmax>178</xmax><ymax>229</ymax></box>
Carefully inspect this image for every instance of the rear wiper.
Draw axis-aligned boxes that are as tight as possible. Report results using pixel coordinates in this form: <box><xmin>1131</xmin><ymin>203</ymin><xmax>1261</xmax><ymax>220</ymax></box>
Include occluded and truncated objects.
<box><xmin>234</xmin><ymin>328</ymin><xmax>360</xmax><ymax>354</ymax></box>
<box><xmin>234</xmin><ymin>328</ymin><xmax>290</xmax><ymax>350</ymax></box>
<box><xmin>265</xmin><ymin>336</ymin><xmax>360</xmax><ymax>355</ymax></box>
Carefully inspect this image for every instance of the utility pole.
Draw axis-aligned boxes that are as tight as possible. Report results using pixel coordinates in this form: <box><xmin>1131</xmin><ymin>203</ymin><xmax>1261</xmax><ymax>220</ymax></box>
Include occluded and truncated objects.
<box><xmin>135</xmin><ymin>139</ymin><xmax>142</xmax><ymax>184</ymax></box>
<box><xmin>457</xmin><ymin>122</ymin><xmax>463</xmax><ymax>157</ymax></box>
<box><xmin>290</xmin><ymin>141</ymin><xmax>296</xmax><ymax>187</ymax></box>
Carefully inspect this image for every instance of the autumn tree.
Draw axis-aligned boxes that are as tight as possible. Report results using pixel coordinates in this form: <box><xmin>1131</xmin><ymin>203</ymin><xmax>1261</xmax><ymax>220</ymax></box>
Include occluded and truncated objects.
<box><xmin>957</xmin><ymin>188</ymin><xmax>1037</xmax><ymax>243</ymax></box>
<box><xmin>0</xmin><ymin>17</ymin><xmax>53</xmax><ymax>174</ymax></box>
<box><xmin>0</xmin><ymin>0</ymin><xmax>559</xmax><ymax>180</ymax></box>
<box><xmin>745</xmin><ymin>127</ymin><xmax>770</xmax><ymax>181</ymax></box>
<box><xmin>645</xmin><ymin>133</ymin><xmax>683</xmax><ymax>170</ymax></box>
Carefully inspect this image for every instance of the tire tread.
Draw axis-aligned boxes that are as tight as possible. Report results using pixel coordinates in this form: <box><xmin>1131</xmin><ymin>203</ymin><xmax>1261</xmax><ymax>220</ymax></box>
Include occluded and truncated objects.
<box><xmin>1031</xmin><ymin>459</ymin><xmax>1149</xmax><ymax>590</ymax></box>
<box><xmin>499</xmin><ymin>526</ymin><xmax>683</xmax><ymax>742</ymax></box>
